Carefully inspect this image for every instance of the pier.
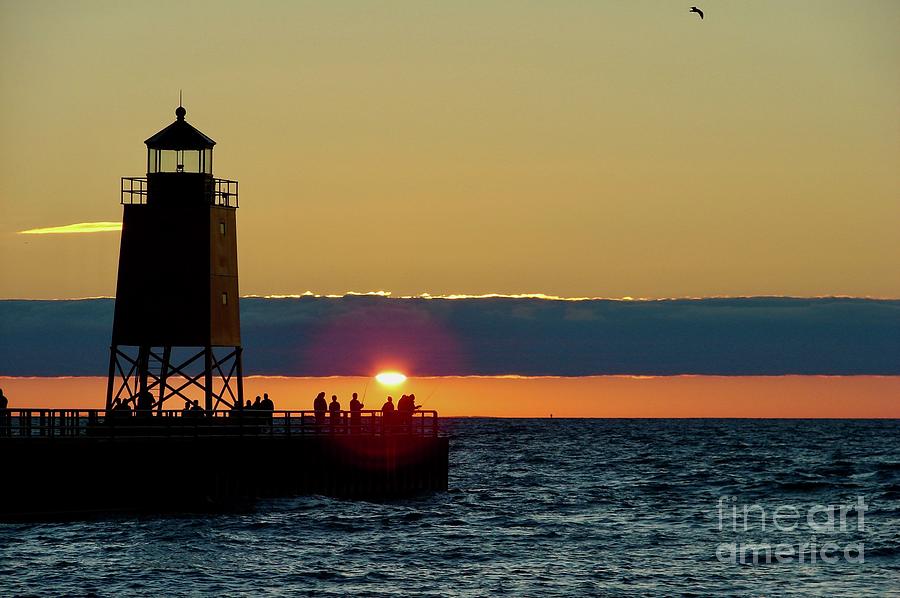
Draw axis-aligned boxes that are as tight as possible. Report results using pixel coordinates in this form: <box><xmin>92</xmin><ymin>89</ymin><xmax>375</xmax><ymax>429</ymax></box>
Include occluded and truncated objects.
<box><xmin>0</xmin><ymin>408</ymin><xmax>449</xmax><ymax>519</ymax></box>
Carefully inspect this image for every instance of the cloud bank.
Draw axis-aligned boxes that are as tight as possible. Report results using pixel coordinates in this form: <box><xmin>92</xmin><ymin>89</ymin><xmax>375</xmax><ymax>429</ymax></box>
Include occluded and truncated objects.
<box><xmin>1</xmin><ymin>297</ymin><xmax>898</xmax><ymax>376</ymax></box>
<box><xmin>18</xmin><ymin>222</ymin><xmax>122</xmax><ymax>235</ymax></box>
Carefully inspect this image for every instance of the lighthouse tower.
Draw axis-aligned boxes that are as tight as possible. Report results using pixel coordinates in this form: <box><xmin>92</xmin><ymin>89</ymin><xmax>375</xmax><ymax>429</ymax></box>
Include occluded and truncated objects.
<box><xmin>106</xmin><ymin>105</ymin><xmax>243</xmax><ymax>413</ymax></box>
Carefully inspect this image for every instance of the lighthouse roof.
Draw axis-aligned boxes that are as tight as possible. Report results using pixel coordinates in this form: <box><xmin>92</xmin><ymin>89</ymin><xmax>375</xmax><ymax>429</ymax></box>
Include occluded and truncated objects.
<box><xmin>144</xmin><ymin>106</ymin><xmax>216</xmax><ymax>150</ymax></box>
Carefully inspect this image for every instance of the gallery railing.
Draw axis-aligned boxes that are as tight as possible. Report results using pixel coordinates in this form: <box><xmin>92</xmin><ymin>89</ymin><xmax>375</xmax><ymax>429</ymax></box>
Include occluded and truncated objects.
<box><xmin>120</xmin><ymin>177</ymin><xmax>239</xmax><ymax>207</ymax></box>
<box><xmin>0</xmin><ymin>409</ymin><xmax>439</xmax><ymax>439</ymax></box>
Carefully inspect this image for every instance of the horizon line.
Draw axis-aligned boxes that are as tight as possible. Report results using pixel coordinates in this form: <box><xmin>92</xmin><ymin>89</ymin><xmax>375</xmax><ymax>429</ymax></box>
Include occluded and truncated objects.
<box><xmin>2</xmin><ymin>292</ymin><xmax>899</xmax><ymax>302</ymax></box>
<box><xmin>3</xmin><ymin>374</ymin><xmax>899</xmax><ymax>381</ymax></box>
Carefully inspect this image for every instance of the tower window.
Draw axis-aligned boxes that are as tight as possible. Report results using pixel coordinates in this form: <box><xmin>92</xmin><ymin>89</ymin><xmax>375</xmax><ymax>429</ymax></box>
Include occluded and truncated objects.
<box><xmin>221</xmin><ymin>292</ymin><xmax>228</xmax><ymax>305</ymax></box>
<box><xmin>219</xmin><ymin>222</ymin><xmax>226</xmax><ymax>235</ymax></box>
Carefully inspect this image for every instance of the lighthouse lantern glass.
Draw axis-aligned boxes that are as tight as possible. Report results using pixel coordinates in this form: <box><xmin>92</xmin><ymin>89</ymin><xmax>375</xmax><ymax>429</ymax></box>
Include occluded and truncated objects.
<box><xmin>148</xmin><ymin>148</ymin><xmax>213</xmax><ymax>175</ymax></box>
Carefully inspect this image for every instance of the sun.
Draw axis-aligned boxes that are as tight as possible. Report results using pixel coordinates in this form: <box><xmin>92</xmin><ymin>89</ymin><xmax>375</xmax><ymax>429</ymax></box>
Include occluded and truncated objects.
<box><xmin>375</xmin><ymin>371</ymin><xmax>407</xmax><ymax>386</ymax></box>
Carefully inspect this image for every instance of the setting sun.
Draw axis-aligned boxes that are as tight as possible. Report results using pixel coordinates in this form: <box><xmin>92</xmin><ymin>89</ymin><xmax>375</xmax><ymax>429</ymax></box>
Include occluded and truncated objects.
<box><xmin>375</xmin><ymin>372</ymin><xmax>407</xmax><ymax>386</ymax></box>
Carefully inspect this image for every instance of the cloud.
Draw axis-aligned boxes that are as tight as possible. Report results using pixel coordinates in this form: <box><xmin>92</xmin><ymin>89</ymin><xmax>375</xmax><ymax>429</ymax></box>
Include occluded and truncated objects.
<box><xmin>18</xmin><ymin>222</ymin><xmax>122</xmax><ymax>235</ymax></box>
<box><xmin>1</xmin><ymin>297</ymin><xmax>898</xmax><ymax>377</ymax></box>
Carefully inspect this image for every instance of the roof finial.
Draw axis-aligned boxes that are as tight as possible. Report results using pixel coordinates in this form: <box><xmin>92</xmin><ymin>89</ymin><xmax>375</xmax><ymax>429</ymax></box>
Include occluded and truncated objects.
<box><xmin>175</xmin><ymin>90</ymin><xmax>186</xmax><ymax>121</ymax></box>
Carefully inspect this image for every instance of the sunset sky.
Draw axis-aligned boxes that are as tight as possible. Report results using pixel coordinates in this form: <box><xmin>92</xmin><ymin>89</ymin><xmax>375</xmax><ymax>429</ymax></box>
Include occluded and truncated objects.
<box><xmin>4</xmin><ymin>375</ymin><xmax>899</xmax><ymax>418</ymax></box>
<box><xmin>1</xmin><ymin>1</ymin><xmax>898</xmax><ymax>300</ymax></box>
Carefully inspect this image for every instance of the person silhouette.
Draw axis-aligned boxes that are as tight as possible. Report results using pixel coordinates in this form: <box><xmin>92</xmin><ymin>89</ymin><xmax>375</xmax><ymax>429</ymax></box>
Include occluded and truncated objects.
<box><xmin>229</xmin><ymin>398</ymin><xmax>243</xmax><ymax>418</ymax></box>
<box><xmin>182</xmin><ymin>400</ymin><xmax>192</xmax><ymax>417</ymax></box>
<box><xmin>396</xmin><ymin>394</ymin><xmax>409</xmax><ymax>431</ymax></box>
<box><xmin>260</xmin><ymin>392</ymin><xmax>274</xmax><ymax>426</ymax></box>
<box><xmin>381</xmin><ymin>396</ymin><xmax>395</xmax><ymax>432</ymax></box>
<box><xmin>329</xmin><ymin>395</ymin><xmax>342</xmax><ymax>431</ymax></box>
<box><xmin>407</xmin><ymin>393</ymin><xmax>422</xmax><ymax>432</ymax></box>
<box><xmin>136</xmin><ymin>390</ymin><xmax>153</xmax><ymax>418</ymax></box>
<box><xmin>349</xmin><ymin>392</ymin><xmax>364</xmax><ymax>432</ymax></box>
<box><xmin>396</xmin><ymin>394</ymin><xmax>419</xmax><ymax>431</ymax></box>
<box><xmin>0</xmin><ymin>388</ymin><xmax>9</xmax><ymax>437</ymax></box>
<box><xmin>314</xmin><ymin>391</ymin><xmax>327</xmax><ymax>426</ymax></box>
<box><xmin>249</xmin><ymin>395</ymin><xmax>262</xmax><ymax>424</ymax></box>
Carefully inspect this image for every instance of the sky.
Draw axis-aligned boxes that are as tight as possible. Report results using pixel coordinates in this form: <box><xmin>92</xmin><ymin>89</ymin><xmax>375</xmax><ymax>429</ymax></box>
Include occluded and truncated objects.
<box><xmin>3</xmin><ymin>375</ymin><xmax>899</xmax><ymax>417</ymax></box>
<box><xmin>1</xmin><ymin>1</ymin><xmax>898</xmax><ymax>300</ymax></box>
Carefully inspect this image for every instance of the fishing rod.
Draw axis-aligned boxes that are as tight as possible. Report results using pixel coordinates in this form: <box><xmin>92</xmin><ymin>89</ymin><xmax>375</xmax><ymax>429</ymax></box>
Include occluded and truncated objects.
<box><xmin>418</xmin><ymin>383</ymin><xmax>440</xmax><ymax>409</ymax></box>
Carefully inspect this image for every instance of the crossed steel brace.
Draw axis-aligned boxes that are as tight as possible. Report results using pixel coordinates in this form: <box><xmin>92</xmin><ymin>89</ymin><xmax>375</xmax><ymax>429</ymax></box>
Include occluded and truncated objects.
<box><xmin>105</xmin><ymin>345</ymin><xmax>244</xmax><ymax>412</ymax></box>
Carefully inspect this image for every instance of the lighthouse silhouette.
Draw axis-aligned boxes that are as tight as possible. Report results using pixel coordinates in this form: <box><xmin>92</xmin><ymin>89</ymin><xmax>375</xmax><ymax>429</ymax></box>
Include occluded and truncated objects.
<box><xmin>106</xmin><ymin>105</ymin><xmax>243</xmax><ymax>413</ymax></box>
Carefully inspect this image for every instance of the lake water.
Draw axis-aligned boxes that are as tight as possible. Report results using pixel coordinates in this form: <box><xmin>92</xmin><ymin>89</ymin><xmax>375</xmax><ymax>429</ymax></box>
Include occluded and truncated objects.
<box><xmin>1</xmin><ymin>418</ymin><xmax>898</xmax><ymax>596</ymax></box>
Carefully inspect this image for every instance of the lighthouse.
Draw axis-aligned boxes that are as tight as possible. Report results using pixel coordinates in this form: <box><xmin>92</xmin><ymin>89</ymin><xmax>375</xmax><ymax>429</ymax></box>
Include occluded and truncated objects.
<box><xmin>106</xmin><ymin>105</ymin><xmax>243</xmax><ymax>413</ymax></box>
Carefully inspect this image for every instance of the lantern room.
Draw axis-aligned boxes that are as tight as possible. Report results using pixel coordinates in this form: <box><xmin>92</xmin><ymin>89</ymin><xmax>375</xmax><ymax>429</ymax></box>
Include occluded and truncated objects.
<box><xmin>144</xmin><ymin>106</ymin><xmax>215</xmax><ymax>175</ymax></box>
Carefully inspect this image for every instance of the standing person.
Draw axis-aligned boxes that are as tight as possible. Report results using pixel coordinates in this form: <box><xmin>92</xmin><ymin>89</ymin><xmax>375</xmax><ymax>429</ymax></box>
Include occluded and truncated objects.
<box><xmin>396</xmin><ymin>394</ymin><xmax>410</xmax><ymax>432</ymax></box>
<box><xmin>313</xmin><ymin>392</ymin><xmax>327</xmax><ymax>426</ymax></box>
<box><xmin>136</xmin><ymin>390</ymin><xmax>153</xmax><ymax>419</ymax></box>
<box><xmin>349</xmin><ymin>392</ymin><xmax>364</xmax><ymax>433</ymax></box>
<box><xmin>190</xmin><ymin>399</ymin><xmax>204</xmax><ymax>414</ymax></box>
<box><xmin>329</xmin><ymin>395</ymin><xmax>342</xmax><ymax>432</ymax></box>
<box><xmin>0</xmin><ymin>388</ymin><xmax>9</xmax><ymax>437</ymax></box>
<box><xmin>407</xmin><ymin>393</ymin><xmax>421</xmax><ymax>433</ymax></box>
<box><xmin>228</xmin><ymin>397</ymin><xmax>244</xmax><ymax>426</ymax></box>
<box><xmin>260</xmin><ymin>392</ymin><xmax>275</xmax><ymax>427</ymax></box>
<box><xmin>408</xmin><ymin>393</ymin><xmax>421</xmax><ymax>417</ymax></box>
<box><xmin>381</xmin><ymin>396</ymin><xmax>395</xmax><ymax>433</ymax></box>
<box><xmin>250</xmin><ymin>395</ymin><xmax>262</xmax><ymax>425</ymax></box>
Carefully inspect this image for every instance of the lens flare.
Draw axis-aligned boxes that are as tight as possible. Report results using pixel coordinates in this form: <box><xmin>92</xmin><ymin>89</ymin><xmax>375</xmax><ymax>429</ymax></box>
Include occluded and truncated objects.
<box><xmin>375</xmin><ymin>372</ymin><xmax>407</xmax><ymax>385</ymax></box>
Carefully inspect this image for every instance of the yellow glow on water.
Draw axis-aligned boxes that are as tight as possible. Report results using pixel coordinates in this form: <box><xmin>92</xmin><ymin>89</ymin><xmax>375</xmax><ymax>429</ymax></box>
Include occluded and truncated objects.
<box><xmin>375</xmin><ymin>372</ymin><xmax>407</xmax><ymax>386</ymax></box>
<box><xmin>18</xmin><ymin>222</ymin><xmax>122</xmax><ymax>235</ymax></box>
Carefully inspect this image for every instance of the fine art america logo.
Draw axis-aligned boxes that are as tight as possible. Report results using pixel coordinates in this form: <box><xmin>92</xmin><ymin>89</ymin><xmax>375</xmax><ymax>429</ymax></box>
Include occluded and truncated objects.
<box><xmin>716</xmin><ymin>496</ymin><xmax>867</xmax><ymax>565</ymax></box>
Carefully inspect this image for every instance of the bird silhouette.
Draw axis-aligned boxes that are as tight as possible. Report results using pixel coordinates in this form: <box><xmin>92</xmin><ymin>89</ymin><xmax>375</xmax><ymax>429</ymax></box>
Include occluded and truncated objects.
<box><xmin>689</xmin><ymin>6</ymin><xmax>704</xmax><ymax>19</ymax></box>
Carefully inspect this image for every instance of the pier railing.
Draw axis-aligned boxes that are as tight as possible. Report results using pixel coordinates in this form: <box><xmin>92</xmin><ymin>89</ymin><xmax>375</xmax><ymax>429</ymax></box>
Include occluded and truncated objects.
<box><xmin>0</xmin><ymin>409</ymin><xmax>439</xmax><ymax>440</ymax></box>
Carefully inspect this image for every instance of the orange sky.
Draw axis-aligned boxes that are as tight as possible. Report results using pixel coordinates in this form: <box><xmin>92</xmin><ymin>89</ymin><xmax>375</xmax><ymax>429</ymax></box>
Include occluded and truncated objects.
<box><xmin>3</xmin><ymin>375</ymin><xmax>898</xmax><ymax>418</ymax></box>
<box><xmin>1</xmin><ymin>1</ymin><xmax>898</xmax><ymax>299</ymax></box>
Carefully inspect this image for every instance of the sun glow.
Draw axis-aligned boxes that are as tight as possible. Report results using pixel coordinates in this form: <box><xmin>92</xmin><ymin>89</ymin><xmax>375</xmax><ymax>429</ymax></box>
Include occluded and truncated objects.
<box><xmin>375</xmin><ymin>372</ymin><xmax>407</xmax><ymax>386</ymax></box>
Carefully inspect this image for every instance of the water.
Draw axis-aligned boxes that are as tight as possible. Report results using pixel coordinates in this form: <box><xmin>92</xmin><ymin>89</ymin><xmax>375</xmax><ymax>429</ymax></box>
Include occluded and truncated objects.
<box><xmin>1</xmin><ymin>419</ymin><xmax>898</xmax><ymax>596</ymax></box>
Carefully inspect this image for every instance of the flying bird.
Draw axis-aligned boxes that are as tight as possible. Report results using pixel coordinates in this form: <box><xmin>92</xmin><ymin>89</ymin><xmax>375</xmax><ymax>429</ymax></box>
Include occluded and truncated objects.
<box><xmin>689</xmin><ymin>6</ymin><xmax>704</xmax><ymax>19</ymax></box>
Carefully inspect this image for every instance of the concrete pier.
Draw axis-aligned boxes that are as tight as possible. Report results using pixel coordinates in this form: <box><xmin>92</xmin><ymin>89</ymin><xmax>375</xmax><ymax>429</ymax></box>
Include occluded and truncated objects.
<box><xmin>0</xmin><ymin>409</ymin><xmax>449</xmax><ymax>519</ymax></box>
